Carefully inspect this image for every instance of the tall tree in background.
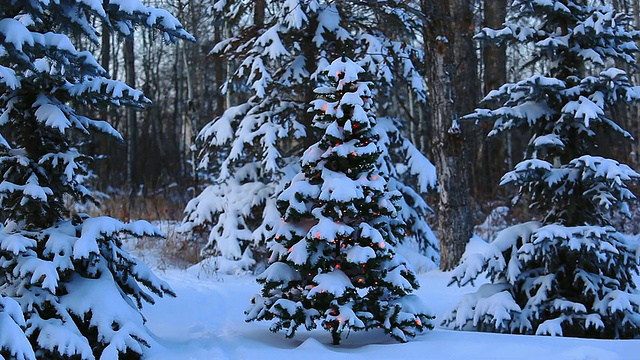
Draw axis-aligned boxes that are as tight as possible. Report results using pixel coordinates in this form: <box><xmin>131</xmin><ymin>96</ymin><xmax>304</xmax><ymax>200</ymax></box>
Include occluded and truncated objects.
<box><xmin>125</xmin><ymin>36</ymin><xmax>137</xmax><ymax>209</ymax></box>
<box><xmin>98</xmin><ymin>14</ymin><xmax>111</xmax><ymax>191</ymax></box>
<box><xmin>246</xmin><ymin>58</ymin><xmax>433</xmax><ymax>344</ymax></box>
<box><xmin>482</xmin><ymin>0</ymin><xmax>508</xmax><ymax>97</ymax></box>
<box><xmin>182</xmin><ymin>0</ymin><xmax>438</xmax><ymax>272</ymax></box>
<box><xmin>477</xmin><ymin>0</ymin><xmax>509</xmax><ymax>198</ymax></box>
<box><xmin>607</xmin><ymin>0</ymin><xmax>638</xmax><ymax>168</ymax></box>
<box><xmin>445</xmin><ymin>0</ymin><xmax>640</xmax><ymax>338</ymax></box>
<box><xmin>0</xmin><ymin>1</ymin><xmax>193</xmax><ymax>358</ymax></box>
<box><xmin>88</xmin><ymin>0</ymin><xmax>222</xmax><ymax>193</ymax></box>
<box><xmin>422</xmin><ymin>0</ymin><xmax>479</xmax><ymax>270</ymax></box>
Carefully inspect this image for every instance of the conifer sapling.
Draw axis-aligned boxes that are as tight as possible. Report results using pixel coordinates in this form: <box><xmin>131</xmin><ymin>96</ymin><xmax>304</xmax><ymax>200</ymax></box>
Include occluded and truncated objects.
<box><xmin>246</xmin><ymin>57</ymin><xmax>433</xmax><ymax>345</ymax></box>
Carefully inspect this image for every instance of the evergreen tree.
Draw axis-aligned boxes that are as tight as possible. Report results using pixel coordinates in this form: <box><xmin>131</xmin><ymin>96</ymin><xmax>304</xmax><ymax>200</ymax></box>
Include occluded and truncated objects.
<box><xmin>443</xmin><ymin>0</ymin><xmax>640</xmax><ymax>338</ymax></box>
<box><xmin>246</xmin><ymin>57</ymin><xmax>433</xmax><ymax>345</ymax></box>
<box><xmin>0</xmin><ymin>1</ymin><xmax>193</xmax><ymax>358</ymax></box>
<box><xmin>181</xmin><ymin>0</ymin><xmax>438</xmax><ymax>272</ymax></box>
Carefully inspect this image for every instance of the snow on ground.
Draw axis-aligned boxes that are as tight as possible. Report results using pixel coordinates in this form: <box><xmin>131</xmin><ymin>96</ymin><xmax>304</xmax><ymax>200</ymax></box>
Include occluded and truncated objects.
<box><xmin>130</xmin><ymin>232</ymin><xmax>640</xmax><ymax>360</ymax></box>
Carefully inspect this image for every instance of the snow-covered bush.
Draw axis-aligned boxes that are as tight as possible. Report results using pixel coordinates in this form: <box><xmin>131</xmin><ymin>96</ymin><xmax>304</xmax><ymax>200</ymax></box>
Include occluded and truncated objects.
<box><xmin>0</xmin><ymin>1</ymin><xmax>193</xmax><ymax>358</ymax></box>
<box><xmin>181</xmin><ymin>0</ymin><xmax>438</xmax><ymax>272</ymax></box>
<box><xmin>445</xmin><ymin>0</ymin><xmax>640</xmax><ymax>338</ymax></box>
<box><xmin>246</xmin><ymin>58</ymin><xmax>433</xmax><ymax>345</ymax></box>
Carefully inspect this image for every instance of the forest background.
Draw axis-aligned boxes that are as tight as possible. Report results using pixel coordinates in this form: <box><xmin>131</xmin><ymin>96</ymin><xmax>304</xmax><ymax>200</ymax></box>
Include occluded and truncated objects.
<box><xmin>80</xmin><ymin>0</ymin><xmax>640</xmax><ymax>270</ymax></box>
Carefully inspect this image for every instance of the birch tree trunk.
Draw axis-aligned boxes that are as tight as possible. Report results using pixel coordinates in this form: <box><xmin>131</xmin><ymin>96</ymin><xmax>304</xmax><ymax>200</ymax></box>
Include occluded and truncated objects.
<box><xmin>181</xmin><ymin>41</ymin><xmax>198</xmax><ymax>179</ymax></box>
<box><xmin>422</xmin><ymin>0</ymin><xmax>478</xmax><ymax>270</ymax></box>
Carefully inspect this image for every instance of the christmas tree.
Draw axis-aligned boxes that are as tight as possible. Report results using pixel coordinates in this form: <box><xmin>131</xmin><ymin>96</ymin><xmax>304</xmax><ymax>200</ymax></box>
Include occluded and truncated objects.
<box><xmin>444</xmin><ymin>0</ymin><xmax>640</xmax><ymax>338</ymax></box>
<box><xmin>181</xmin><ymin>0</ymin><xmax>438</xmax><ymax>272</ymax></box>
<box><xmin>246</xmin><ymin>57</ymin><xmax>432</xmax><ymax>345</ymax></box>
<box><xmin>0</xmin><ymin>1</ymin><xmax>193</xmax><ymax>358</ymax></box>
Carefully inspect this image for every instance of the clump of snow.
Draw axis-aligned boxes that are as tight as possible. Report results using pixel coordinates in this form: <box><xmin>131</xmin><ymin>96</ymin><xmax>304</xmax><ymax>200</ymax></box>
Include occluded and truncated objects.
<box><xmin>0</xmin><ymin>295</ymin><xmax>34</xmax><ymax>360</ymax></box>
<box><xmin>308</xmin><ymin>270</ymin><xmax>354</xmax><ymax>298</ymax></box>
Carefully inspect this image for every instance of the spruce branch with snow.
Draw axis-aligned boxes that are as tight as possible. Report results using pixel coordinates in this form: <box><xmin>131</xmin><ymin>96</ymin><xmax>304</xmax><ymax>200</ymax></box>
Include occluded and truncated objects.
<box><xmin>0</xmin><ymin>1</ymin><xmax>193</xmax><ymax>359</ymax></box>
<box><xmin>246</xmin><ymin>57</ymin><xmax>433</xmax><ymax>345</ymax></box>
<box><xmin>445</xmin><ymin>0</ymin><xmax>640</xmax><ymax>339</ymax></box>
<box><xmin>0</xmin><ymin>293</ymin><xmax>33</xmax><ymax>360</ymax></box>
<box><xmin>181</xmin><ymin>0</ymin><xmax>438</xmax><ymax>272</ymax></box>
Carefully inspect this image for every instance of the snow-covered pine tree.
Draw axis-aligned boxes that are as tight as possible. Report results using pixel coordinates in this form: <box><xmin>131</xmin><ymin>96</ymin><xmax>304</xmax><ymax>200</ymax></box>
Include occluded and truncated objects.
<box><xmin>0</xmin><ymin>1</ymin><xmax>193</xmax><ymax>359</ymax></box>
<box><xmin>181</xmin><ymin>0</ymin><xmax>438</xmax><ymax>272</ymax></box>
<box><xmin>443</xmin><ymin>0</ymin><xmax>640</xmax><ymax>338</ymax></box>
<box><xmin>246</xmin><ymin>57</ymin><xmax>433</xmax><ymax>345</ymax></box>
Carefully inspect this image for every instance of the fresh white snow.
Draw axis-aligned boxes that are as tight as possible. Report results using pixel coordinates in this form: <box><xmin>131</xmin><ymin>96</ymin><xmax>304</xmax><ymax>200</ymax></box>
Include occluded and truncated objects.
<box><xmin>131</xmin><ymin>241</ymin><xmax>640</xmax><ymax>360</ymax></box>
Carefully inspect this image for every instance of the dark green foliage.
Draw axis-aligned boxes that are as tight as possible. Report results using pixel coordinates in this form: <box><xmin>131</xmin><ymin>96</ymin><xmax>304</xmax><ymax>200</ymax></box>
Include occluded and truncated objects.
<box><xmin>246</xmin><ymin>57</ymin><xmax>433</xmax><ymax>344</ymax></box>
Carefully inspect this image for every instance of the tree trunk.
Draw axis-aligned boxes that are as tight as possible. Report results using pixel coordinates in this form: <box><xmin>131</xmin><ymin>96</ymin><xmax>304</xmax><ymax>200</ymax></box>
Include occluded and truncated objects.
<box><xmin>483</xmin><ymin>0</ymin><xmax>507</xmax><ymax>94</ymax></box>
<box><xmin>422</xmin><ymin>0</ymin><xmax>477</xmax><ymax>270</ymax></box>
<box><xmin>124</xmin><ymin>36</ymin><xmax>137</xmax><ymax>213</ymax></box>
<box><xmin>213</xmin><ymin>17</ymin><xmax>225</xmax><ymax>117</ymax></box>
<box><xmin>175</xmin><ymin>39</ymin><xmax>186</xmax><ymax>177</ymax></box>
<box><xmin>478</xmin><ymin>0</ymin><xmax>508</xmax><ymax>199</ymax></box>
<box><xmin>331</xmin><ymin>327</ymin><xmax>340</xmax><ymax>345</ymax></box>
<box><xmin>181</xmin><ymin>41</ymin><xmax>199</xmax><ymax>180</ymax></box>
<box><xmin>99</xmin><ymin>18</ymin><xmax>111</xmax><ymax>190</ymax></box>
<box><xmin>254</xmin><ymin>0</ymin><xmax>265</xmax><ymax>27</ymax></box>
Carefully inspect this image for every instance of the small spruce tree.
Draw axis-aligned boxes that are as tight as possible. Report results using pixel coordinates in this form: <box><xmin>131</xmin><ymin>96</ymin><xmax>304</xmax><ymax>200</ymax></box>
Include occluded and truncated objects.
<box><xmin>0</xmin><ymin>1</ymin><xmax>193</xmax><ymax>358</ymax></box>
<box><xmin>443</xmin><ymin>0</ymin><xmax>640</xmax><ymax>338</ymax></box>
<box><xmin>246</xmin><ymin>57</ymin><xmax>433</xmax><ymax>345</ymax></box>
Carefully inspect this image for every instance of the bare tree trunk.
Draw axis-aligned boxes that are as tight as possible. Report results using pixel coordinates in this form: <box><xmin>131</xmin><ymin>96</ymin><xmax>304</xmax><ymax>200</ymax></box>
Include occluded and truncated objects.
<box><xmin>182</xmin><ymin>41</ymin><xmax>199</xmax><ymax>180</ymax></box>
<box><xmin>99</xmin><ymin>18</ymin><xmax>111</xmax><ymax>190</ymax></box>
<box><xmin>213</xmin><ymin>18</ymin><xmax>225</xmax><ymax>117</ymax></box>
<box><xmin>418</xmin><ymin>108</ymin><xmax>428</xmax><ymax>154</ymax></box>
<box><xmin>423</xmin><ymin>0</ymin><xmax>478</xmax><ymax>270</ymax></box>
<box><xmin>478</xmin><ymin>0</ymin><xmax>508</xmax><ymax>199</ymax></box>
<box><xmin>254</xmin><ymin>0</ymin><xmax>265</xmax><ymax>26</ymax></box>
<box><xmin>175</xmin><ymin>39</ymin><xmax>186</xmax><ymax>177</ymax></box>
<box><xmin>110</xmin><ymin>34</ymin><xmax>121</xmax><ymax>131</ymax></box>
<box><xmin>408</xmin><ymin>90</ymin><xmax>419</xmax><ymax>150</ymax></box>
<box><xmin>124</xmin><ymin>36</ymin><xmax>137</xmax><ymax>214</ymax></box>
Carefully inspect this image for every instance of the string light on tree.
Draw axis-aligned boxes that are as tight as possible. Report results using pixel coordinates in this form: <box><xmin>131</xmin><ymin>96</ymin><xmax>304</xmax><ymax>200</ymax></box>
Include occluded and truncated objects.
<box><xmin>246</xmin><ymin>57</ymin><xmax>433</xmax><ymax>345</ymax></box>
